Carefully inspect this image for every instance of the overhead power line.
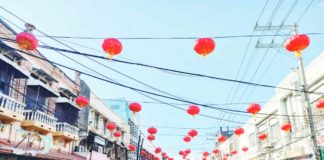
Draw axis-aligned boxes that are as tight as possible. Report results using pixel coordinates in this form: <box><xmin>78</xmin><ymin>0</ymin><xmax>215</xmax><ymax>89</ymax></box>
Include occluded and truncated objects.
<box><xmin>3</xmin><ymin>45</ymin><xmax>324</xmax><ymax>120</ymax></box>
<box><xmin>0</xmin><ymin>8</ymin><xmax>259</xmax><ymax>125</ymax></box>
<box><xmin>1</xmin><ymin>37</ymin><xmax>323</xmax><ymax>96</ymax></box>
<box><xmin>0</xmin><ymin>32</ymin><xmax>323</xmax><ymax>40</ymax></box>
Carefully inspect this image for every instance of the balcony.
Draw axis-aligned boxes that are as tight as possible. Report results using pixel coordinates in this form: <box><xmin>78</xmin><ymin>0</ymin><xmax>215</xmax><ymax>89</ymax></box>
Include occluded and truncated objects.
<box><xmin>56</xmin><ymin>97</ymin><xmax>80</xmax><ymax>110</ymax></box>
<box><xmin>0</xmin><ymin>92</ymin><xmax>25</xmax><ymax>122</ymax></box>
<box><xmin>53</xmin><ymin>122</ymin><xmax>79</xmax><ymax>141</ymax></box>
<box><xmin>21</xmin><ymin>110</ymin><xmax>57</xmax><ymax>134</ymax></box>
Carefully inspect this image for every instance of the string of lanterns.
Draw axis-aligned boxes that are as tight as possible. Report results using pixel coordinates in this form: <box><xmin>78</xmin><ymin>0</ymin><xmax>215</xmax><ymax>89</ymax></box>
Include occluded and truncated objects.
<box><xmin>14</xmin><ymin>28</ymin><xmax>324</xmax><ymax>160</ymax></box>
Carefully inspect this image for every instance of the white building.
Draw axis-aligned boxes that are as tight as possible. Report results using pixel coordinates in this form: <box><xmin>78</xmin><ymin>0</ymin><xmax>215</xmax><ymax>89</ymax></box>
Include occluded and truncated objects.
<box><xmin>215</xmin><ymin>52</ymin><xmax>324</xmax><ymax>160</ymax></box>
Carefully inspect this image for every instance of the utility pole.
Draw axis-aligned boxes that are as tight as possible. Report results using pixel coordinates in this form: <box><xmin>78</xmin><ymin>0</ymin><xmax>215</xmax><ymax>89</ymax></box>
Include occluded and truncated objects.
<box><xmin>292</xmin><ymin>24</ymin><xmax>320</xmax><ymax>160</ymax></box>
<box><xmin>136</xmin><ymin>131</ymin><xmax>142</xmax><ymax>160</ymax></box>
<box><xmin>253</xmin><ymin>22</ymin><xmax>320</xmax><ymax>159</ymax></box>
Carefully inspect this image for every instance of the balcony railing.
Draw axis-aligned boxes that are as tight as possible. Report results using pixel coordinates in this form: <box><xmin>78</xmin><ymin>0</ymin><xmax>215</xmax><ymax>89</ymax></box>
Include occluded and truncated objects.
<box><xmin>56</xmin><ymin>122</ymin><xmax>79</xmax><ymax>135</ymax></box>
<box><xmin>0</xmin><ymin>92</ymin><xmax>25</xmax><ymax>115</ymax></box>
<box><xmin>23</xmin><ymin>110</ymin><xmax>57</xmax><ymax>128</ymax></box>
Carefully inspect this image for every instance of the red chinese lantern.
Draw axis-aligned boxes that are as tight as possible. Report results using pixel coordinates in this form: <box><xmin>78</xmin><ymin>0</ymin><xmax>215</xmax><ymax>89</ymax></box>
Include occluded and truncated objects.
<box><xmin>217</xmin><ymin>135</ymin><xmax>226</xmax><ymax>143</ymax></box>
<box><xmin>168</xmin><ymin>158</ymin><xmax>174</xmax><ymax>160</ymax></box>
<box><xmin>212</xmin><ymin>148</ymin><xmax>219</xmax><ymax>154</ymax></box>
<box><xmin>242</xmin><ymin>146</ymin><xmax>249</xmax><ymax>152</ymax></box>
<box><xmin>258</xmin><ymin>133</ymin><xmax>267</xmax><ymax>141</ymax></box>
<box><xmin>140</xmin><ymin>150</ymin><xmax>146</xmax><ymax>155</ymax></box>
<box><xmin>225</xmin><ymin>153</ymin><xmax>230</xmax><ymax>157</ymax></box>
<box><xmin>147</xmin><ymin>127</ymin><xmax>158</xmax><ymax>135</ymax></box>
<box><xmin>188</xmin><ymin>129</ymin><xmax>198</xmax><ymax>137</ymax></box>
<box><xmin>202</xmin><ymin>158</ymin><xmax>206</xmax><ymax>160</ymax></box>
<box><xmin>185</xmin><ymin>149</ymin><xmax>191</xmax><ymax>155</ymax></box>
<box><xmin>284</xmin><ymin>34</ymin><xmax>310</xmax><ymax>57</ymax></box>
<box><xmin>194</xmin><ymin>38</ymin><xmax>215</xmax><ymax>57</ymax></box>
<box><xmin>129</xmin><ymin>102</ymin><xmax>142</xmax><ymax>113</ymax></box>
<box><xmin>148</xmin><ymin>134</ymin><xmax>155</xmax><ymax>141</ymax></box>
<box><xmin>162</xmin><ymin>152</ymin><xmax>167</xmax><ymax>157</ymax></box>
<box><xmin>203</xmin><ymin>151</ymin><xmax>209</xmax><ymax>157</ymax></box>
<box><xmin>106</xmin><ymin>122</ymin><xmax>116</xmax><ymax>132</ymax></box>
<box><xmin>16</xmin><ymin>32</ymin><xmax>38</xmax><ymax>50</ymax></box>
<box><xmin>187</xmin><ymin>105</ymin><xmax>200</xmax><ymax>117</ymax></box>
<box><xmin>281</xmin><ymin>123</ymin><xmax>292</xmax><ymax>132</ymax></box>
<box><xmin>231</xmin><ymin>150</ymin><xmax>237</xmax><ymax>155</ymax></box>
<box><xmin>234</xmin><ymin>127</ymin><xmax>244</xmax><ymax>136</ymax></box>
<box><xmin>222</xmin><ymin>158</ymin><xmax>227</xmax><ymax>160</ymax></box>
<box><xmin>154</xmin><ymin>156</ymin><xmax>160</xmax><ymax>160</ymax></box>
<box><xmin>155</xmin><ymin>147</ymin><xmax>162</xmax><ymax>154</ymax></box>
<box><xmin>102</xmin><ymin>38</ymin><xmax>123</xmax><ymax>59</ymax></box>
<box><xmin>128</xmin><ymin>144</ymin><xmax>136</xmax><ymax>152</ymax></box>
<box><xmin>247</xmin><ymin>103</ymin><xmax>261</xmax><ymax>115</ymax></box>
<box><xmin>183</xmin><ymin>136</ymin><xmax>191</xmax><ymax>143</ymax></box>
<box><xmin>113</xmin><ymin>131</ymin><xmax>122</xmax><ymax>138</ymax></box>
<box><xmin>179</xmin><ymin>151</ymin><xmax>184</xmax><ymax>156</ymax></box>
<box><xmin>75</xmin><ymin>96</ymin><xmax>89</xmax><ymax>107</ymax></box>
<box><xmin>316</xmin><ymin>100</ymin><xmax>324</xmax><ymax>109</ymax></box>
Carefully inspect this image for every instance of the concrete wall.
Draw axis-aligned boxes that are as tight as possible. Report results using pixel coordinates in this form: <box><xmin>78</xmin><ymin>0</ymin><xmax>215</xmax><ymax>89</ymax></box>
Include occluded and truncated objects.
<box><xmin>216</xmin><ymin>52</ymin><xmax>324</xmax><ymax>160</ymax></box>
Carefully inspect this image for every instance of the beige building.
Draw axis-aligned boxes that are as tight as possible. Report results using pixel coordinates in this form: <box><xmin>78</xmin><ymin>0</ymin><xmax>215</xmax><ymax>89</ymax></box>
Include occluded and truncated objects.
<box><xmin>0</xmin><ymin>18</ymin><xmax>134</xmax><ymax>160</ymax></box>
<box><xmin>75</xmin><ymin>91</ymin><xmax>130</xmax><ymax>160</ymax></box>
<box><xmin>0</xmin><ymin>20</ymin><xmax>83</xmax><ymax>159</ymax></box>
<box><xmin>213</xmin><ymin>52</ymin><xmax>324</xmax><ymax>160</ymax></box>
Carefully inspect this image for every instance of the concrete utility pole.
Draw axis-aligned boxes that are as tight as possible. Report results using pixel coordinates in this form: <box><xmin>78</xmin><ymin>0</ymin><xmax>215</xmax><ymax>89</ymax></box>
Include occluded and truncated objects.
<box><xmin>292</xmin><ymin>24</ymin><xmax>320</xmax><ymax>160</ymax></box>
<box><xmin>254</xmin><ymin>22</ymin><xmax>320</xmax><ymax>159</ymax></box>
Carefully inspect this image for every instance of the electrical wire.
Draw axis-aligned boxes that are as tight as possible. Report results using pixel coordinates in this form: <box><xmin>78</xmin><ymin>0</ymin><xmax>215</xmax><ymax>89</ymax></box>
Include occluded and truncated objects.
<box><xmin>1</xmin><ymin>31</ymin><xmax>324</xmax><ymax>40</ymax></box>
<box><xmin>3</xmin><ymin>45</ymin><xmax>324</xmax><ymax>119</ymax></box>
<box><xmin>1</xmin><ymin>38</ymin><xmax>322</xmax><ymax>96</ymax></box>
<box><xmin>218</xmin><ymin>0</ymin><xmax>284</xmax><ymax>128</ymax></box>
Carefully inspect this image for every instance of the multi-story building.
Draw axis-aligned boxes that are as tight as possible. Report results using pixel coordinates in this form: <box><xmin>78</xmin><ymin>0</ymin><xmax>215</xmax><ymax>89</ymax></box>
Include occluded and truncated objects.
<box><xmin>0</xmin><ymin>18</ymin><xmax>134</xmax><ymax>160</ymax></box>
<box><xmin>0</xmin><ymin>20</ymin><xmax>83</xmax><ymax>159</ymax></box>
<box><xmin>75</xmin><ymin>81</ymin><xmax>130</xmax><ymax>160</ymax></box>
<box><xmin>215</xmin><ymin>52</ymin><xmax>324</xmax><ymax>160</ymax></box>
<box><xmin>105</xmin><ymin>98</ymin><xmax>140</xmax><ymax>160</ymax></box>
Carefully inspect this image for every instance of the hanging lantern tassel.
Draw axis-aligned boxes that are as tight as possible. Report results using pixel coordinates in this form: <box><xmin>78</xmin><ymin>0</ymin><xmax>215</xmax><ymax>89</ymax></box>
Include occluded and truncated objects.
<box><xmin>295</xmin><ymin>50</ymin><xmax>302</xmax><ymax>58</ymax></box>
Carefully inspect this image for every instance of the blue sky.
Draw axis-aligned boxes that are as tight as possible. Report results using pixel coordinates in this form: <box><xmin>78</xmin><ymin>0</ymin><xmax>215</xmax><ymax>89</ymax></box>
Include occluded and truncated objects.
<box><xmin>1</xmin><ymin>0</ymin><xmax>324</xmax><ymax>159</ymax></box>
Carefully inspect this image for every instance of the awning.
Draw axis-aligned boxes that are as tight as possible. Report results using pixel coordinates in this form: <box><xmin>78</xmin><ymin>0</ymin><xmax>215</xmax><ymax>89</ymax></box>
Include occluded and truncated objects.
<box><xmin>36</xmin><ymin>150</ymin><xmax>86</xmax><ymax>160</ymax></box>
<box><xmin>0</xmin><ymin>54</ymin><xmax>29</xmax><ymax>78</ymax></box>
<box><xmin>59</xmin><ymin>87</ymin><xmax>77</xmax><ymax>98</ymax></box>
<box><xmin>27</xmin><ymin>77</ymin><xmax>59</xmax><ymax>97</ymax></box>
<box><xmin>31</xmin><ymin>68</ymin><xmax>58</xmax><ymax>83</ymax></box>
<box><xmin>56</xmin><ymin>97</ymin><xmax>80</xmax><ymax>110</ymax></box>
<box><xmin>0</xmin><ymin>145</ymin><xmax>86</xmax><ymax>160</ymax></box>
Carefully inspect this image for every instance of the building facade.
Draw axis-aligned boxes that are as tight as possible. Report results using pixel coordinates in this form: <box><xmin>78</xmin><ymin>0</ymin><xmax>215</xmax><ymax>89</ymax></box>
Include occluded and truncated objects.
<box><xmin>74</xmin><ymin>83</ymin><xmax>131</xmax><ymax>160</ymax></box>
<box><xmin>0</xmin><ymin>19</ymin><xmax>134</xmax><ymax>160</ymax></box>
<box><xmin>105</xmin><ymin>98</ymin><xmax>140</xmax><ymax>160</ymax></box>
<box><xmin>0</xmin><ymin>20</ymin><xmax>83</xmax><ymax>159</ymax></box>
<box><xmin>214</xmin><ymin>52</ymin><xmax>324</xmax><ymax>160</ymax></box>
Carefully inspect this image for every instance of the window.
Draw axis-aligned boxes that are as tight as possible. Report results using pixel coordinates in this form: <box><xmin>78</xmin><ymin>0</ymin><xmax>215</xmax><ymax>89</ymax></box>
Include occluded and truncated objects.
<box><xmin>270</xmin><ymin>122</ymin><xmax>280</xmax><ymax>142</ymax></box>
<box><xmin>94</xmin><ymin>113</ymin><xmax>99</xmax><ymax>130</ymax></box>
<box><xmin>98</xmin><ymin>146</ymin><xmax>103</xmax><ymax>153</ymax></box>
<box><xmin>111</xmin><ymin>105</ymin><xmax>120</xmax><ymax>109</ymax></box>
<box><xmin>312</xmin><ymin>97</ymin><xmax>324</xmax><ymax>124</ymax></box>
<box><xmin>103</xmin><ymin>119</ymin><xmax>107</xmax><ymax>134</ymax></box>
<box><xmin>230</xmin><ymin>140</ymin><xmax>239</xmax><ymax>155</ymax></box>
<box><xmin>249</xmin><ymin>133</ymin><xmax>255</xmax><ymax>147</ymax></box>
